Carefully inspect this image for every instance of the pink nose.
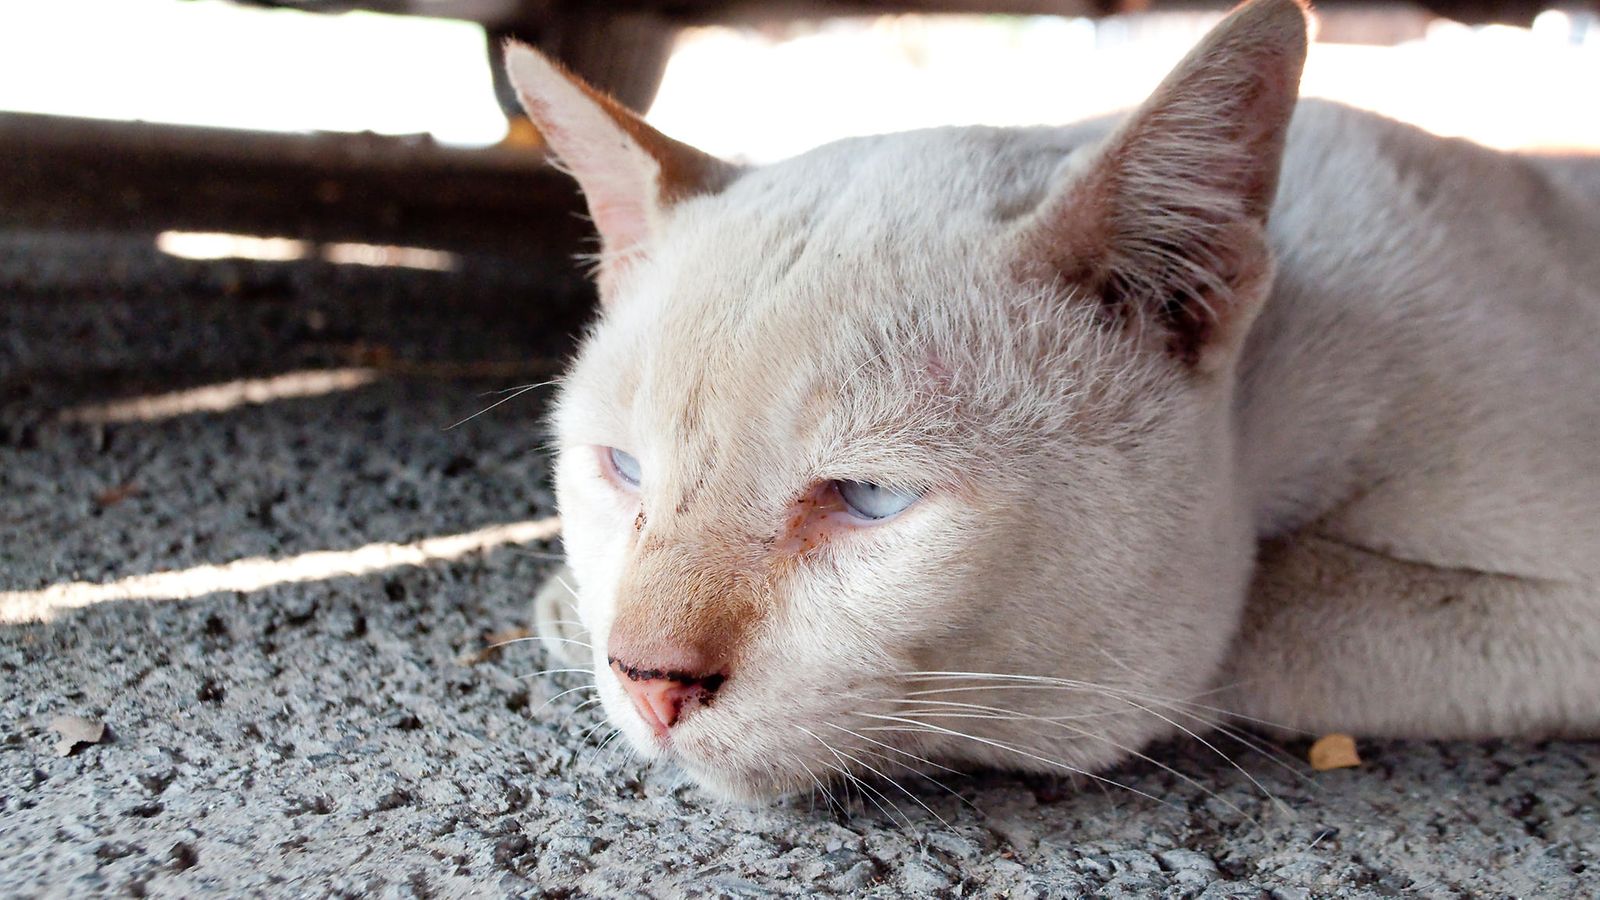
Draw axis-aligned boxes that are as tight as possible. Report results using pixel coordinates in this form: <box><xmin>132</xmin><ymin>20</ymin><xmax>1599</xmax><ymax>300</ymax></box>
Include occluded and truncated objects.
<box><xmin>610</xmin><ymin>658</ymin><xmax>726</xmax><ymax>737</ymax></box>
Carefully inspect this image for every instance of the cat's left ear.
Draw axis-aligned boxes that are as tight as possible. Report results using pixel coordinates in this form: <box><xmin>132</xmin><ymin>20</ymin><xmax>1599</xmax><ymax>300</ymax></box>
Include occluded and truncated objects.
<box><xmin>1016</xmin><ymin>0</ymin><xmax>1309</xmax><ymax>371</ymax></box>
<box><xmin>503</xmin><ymin>42</ymin><xmax>740</xmax><ymax>300</ymax></box>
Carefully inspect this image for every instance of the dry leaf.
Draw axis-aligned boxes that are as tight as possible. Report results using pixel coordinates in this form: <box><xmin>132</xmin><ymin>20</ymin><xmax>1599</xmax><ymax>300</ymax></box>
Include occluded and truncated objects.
<box><xmin>93</xmin><ymin>482</ymin><xmax>140</xmax><ymax>508</ymax></box>
<box><xmin>49</xmin><ymin>715</ymin><xmax>107</xmax><ymax>757</ymax></box>
<box><xmin>1309</xmin><ymin>733</ymin><xmax>1362</xmax><ymax>771</ymax></box>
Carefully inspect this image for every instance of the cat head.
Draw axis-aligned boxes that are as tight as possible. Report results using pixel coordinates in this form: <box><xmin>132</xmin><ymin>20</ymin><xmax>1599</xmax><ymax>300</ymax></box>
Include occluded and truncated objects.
<box><xmin>507</xmin><ymin>0</ymin><xmax>1308</xmax><ymax>801</ymax></box>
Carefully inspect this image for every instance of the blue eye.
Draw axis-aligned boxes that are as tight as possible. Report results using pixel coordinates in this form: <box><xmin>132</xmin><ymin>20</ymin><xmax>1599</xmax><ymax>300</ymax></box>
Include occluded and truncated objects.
<box><xmin>836</xmin><ymin>480</ymin><xmax>918</xmax><ymax>520</ymax></box>
<box><xmin>607</xmin><ymin>447</ymin><xmax>641</xmax><ymax>487</ymax></box>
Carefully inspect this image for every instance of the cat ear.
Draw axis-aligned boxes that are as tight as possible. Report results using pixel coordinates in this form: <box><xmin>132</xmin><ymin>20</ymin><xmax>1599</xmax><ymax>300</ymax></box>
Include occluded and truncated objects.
<box><xmin>502</xmin><ymin>41</ymin><xmax>739</xmax><ymax>298</ymax></box>
<box><xmin>1019</xmin><ymin>0</ymin><xmax>1309</xmax><ymax>369</ymax></box>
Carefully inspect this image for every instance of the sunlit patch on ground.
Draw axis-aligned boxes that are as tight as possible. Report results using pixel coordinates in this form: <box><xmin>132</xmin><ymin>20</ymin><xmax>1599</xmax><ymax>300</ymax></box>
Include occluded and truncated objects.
<box><xmin>0</xmin><ymin>517</ymin><xmax>561</xmax><ymax>623</ymax></box>
<box><xmin>57</xmin><ymin>367</ymin><xmax>384</xmax><ymax>424</ymax></box>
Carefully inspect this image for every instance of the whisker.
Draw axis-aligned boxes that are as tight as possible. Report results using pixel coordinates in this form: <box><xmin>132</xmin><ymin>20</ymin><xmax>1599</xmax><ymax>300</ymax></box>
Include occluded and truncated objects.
<box><xmin>551</xmin><ymin>574</ymin><xmax>583</xmax><ymax>620</ymax></box>
<box><xmin>824</xmin><ymin>740</ymin><xmax>954</xmax><ymax>832</ymax></box>
<box><xmin>579</xmin><ymin>717</ymin><xmax>616</xmax><ymax>743</ymax></box>
<box><xmin>444</xmin><ymin>380</ymin><xmax>557</xmax><ymax>430</ymax></box>
<box><xmin>531</xmin><ymin>683</ymin><xmax>600</xmax><ymax>716</ymax></box>
<box><xmin>1100</xmin><ymin>694</ymin><xmax>1291</xmax><ymax>817</ymax></box>
<box><xmin>896</xmin><ymin>672</ymin><xmax>1313</xmax><ymax>736</ymax></box>
<box><xmin>884</xmin><ymin>697</ymin><xmax>1257</xmax><ymax>825</ymax></box>
<box><xmin>851</xmin><ymin>744</ymin><xmax>984</xmax><ymax>817</ymax></box>
<box><xmin>903</xmin><ymin>685</ymin><xmax>1310</xmax><ymax>787</ymax></box>
<box><xmin>818</xmin><ymin>757</ymin><xmax>908</xmax><ymax>831</ymax></box>
<box><xmin>491</xmin><ymin>635</ymin><xmax>592</xmax><ymax>652</ymax></box>
<box><xmin>516</xmin><ymin>667</ymin><xmax>595</xmax><ymax>680</ymax></box>
<box><xmin>898</xmin><ymin>693</ymin><xmax>1138</xmax><ymax>723</ymax></box>
<box><xmin>481</xmin><ymin>380</ymin><xmax>555</xmax><ymax>397</ymax></box>
<box><xmin>596</xmin><ymin>727</ymin><xmax>627</xmax><ymax>753</ymax></box>
<box><xmin>798</xmin><ymin>725</ymin><xmax>912</xmax><ymax>829</ymax></box>
<box><xmin>1144</xmin><ymin>702</ymin><xmax>1316</xmax><ymax>787</ymax></box>
<box><xmin>535</xmin><ymin>618</ymin><xmax>588</xmax><ymax>631</ymax></box>
<box><xmin>895</xmin><ymin>672</ymin><xmax>1295</xmax><ymax>813</ymax></box>
<box><xmin>795</xmin><ymin>757</ymin><xmax>846</xmax><ymax>818</ymax></box>
<box><xmin>822</xmin><ymin>722</ymin><xmax>967</xmax><ymax>778</ymax></box>
<box><xmin>856</xmin><ymin>714</ymin><xmax>1178</xmax><ymax>812</ymax></box>
<box><xmin>556</xmin><ymin>696</ymin><xmax>604</xmax><ymax>733</ymax></box>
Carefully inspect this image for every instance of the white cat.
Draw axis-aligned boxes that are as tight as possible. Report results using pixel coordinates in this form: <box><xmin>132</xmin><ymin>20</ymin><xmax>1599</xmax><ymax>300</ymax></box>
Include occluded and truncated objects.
<box><xmin>506</xmin><ymin>0</ymin><xmax>1600</xmax><ymax>803</ymax></box>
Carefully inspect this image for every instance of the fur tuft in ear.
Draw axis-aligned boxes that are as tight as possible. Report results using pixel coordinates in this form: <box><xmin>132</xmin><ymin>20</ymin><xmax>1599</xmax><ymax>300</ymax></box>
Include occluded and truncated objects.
<box><xmin>502</xmin><ymin>41</ymin><xmax>740</xmax><ymax>298</ymax></box>
<box><xmin>1019</xmin><ymin>0</ymin><xmax>1310</xmax><ymax>368</ymax></box>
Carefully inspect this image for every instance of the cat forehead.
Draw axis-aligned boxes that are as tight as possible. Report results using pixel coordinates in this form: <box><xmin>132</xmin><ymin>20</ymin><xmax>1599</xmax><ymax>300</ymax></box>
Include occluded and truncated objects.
<box><xmin>632</xmin><ymin>124</ymin><xmax>1111</xmax><ymax>351</ymax></box>
<box><xmin>566</xmin><ymin>122</ymin><xmax>1134</xmax><ymax>461</ymax></box>
<box><xmin>708</xmin><ymin>124</ymin><xmax>1106</xmax><ymax>247</ymax></box>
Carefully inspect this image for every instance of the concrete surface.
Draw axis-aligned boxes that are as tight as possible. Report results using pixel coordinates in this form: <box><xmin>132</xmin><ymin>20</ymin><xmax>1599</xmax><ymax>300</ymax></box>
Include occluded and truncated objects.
<box><xmin>2</xmin><ymin>230</ymin><xmax>1597</xmax><ymax>899</ymax></box>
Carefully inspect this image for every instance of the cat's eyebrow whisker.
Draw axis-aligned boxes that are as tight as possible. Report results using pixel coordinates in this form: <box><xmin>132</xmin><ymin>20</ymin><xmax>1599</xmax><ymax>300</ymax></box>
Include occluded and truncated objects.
<box><xmin>835</xmin><ymin>346</ymin><xmax>893</xmax><ymax>402</ymax></box>
<box><xmin>856</xmin><ymin>713</ymin><xmax>1179</xmax><ymax>813</ymax></box>
<box><xmin>444</xmin><ymin>380</ymin><xmax>558</xmax><ymax>430</ymax></box>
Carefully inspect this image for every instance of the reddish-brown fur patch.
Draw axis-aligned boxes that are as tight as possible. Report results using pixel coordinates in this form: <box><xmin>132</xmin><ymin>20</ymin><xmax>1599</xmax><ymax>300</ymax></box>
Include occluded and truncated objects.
<box><xmin>775</xmin><ymin>482</ymin><xmax>856</xmax><ymax>557</ymax></box>
<box><xmin>606</xmin><ymin>537</ymin><xmax>768</xmax><ymax>680</ymax></box>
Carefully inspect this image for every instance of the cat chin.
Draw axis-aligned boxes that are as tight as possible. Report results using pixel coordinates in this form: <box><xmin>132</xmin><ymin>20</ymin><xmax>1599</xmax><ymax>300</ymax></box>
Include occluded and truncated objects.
<box><xmin>673</xmin><ymin>761</ymin><xmax>807</xmax><ymax>805</ymax></box>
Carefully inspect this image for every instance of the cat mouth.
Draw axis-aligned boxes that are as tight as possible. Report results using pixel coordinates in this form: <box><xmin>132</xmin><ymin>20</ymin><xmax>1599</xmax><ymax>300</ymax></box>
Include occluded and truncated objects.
<box><xmin>597</xmin><ymin>680</ymin><xmax>851</xmax><ymax>801</ymax></box>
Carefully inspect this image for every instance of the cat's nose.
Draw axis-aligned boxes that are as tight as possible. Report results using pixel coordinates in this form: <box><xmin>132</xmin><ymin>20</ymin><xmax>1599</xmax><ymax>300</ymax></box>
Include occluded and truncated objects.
<box><xmin>609</xmin><ymin>656</ymin><xmax>726</xmax><ymax>737</ymax></box>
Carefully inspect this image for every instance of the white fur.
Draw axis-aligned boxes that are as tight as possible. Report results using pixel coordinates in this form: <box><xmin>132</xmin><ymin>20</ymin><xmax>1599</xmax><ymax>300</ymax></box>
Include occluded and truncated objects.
<box><xmin>518</xmin><ymin>0</ymin><xmax>1600</xmax><ymax>802</ymax></box>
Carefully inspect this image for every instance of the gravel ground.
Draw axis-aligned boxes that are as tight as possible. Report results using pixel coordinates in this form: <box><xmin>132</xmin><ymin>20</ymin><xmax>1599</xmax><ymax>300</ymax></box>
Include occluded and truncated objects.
<box><xmin>1</xmin><ymin>230</ymin><xmax>1597</xmax><ymax>898</ymax></box>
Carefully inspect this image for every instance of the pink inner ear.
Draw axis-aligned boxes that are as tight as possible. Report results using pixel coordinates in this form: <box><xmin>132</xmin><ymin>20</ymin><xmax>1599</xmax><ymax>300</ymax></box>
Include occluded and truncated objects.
<box><xmin>588</xmin><ymin>196</ymin><xmax>652</xmax><ymax>264</ymax></box>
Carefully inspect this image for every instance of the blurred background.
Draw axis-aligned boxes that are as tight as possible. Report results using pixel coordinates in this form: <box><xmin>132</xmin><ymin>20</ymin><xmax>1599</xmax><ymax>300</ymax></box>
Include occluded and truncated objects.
<box><xmin>4</xmin><ymin>0</ymin><xmax>1598</xmax><ymax>157</ymax></box>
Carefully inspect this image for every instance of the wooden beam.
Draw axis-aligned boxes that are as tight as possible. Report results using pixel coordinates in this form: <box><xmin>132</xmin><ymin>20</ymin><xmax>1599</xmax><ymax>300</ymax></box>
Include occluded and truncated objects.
<box><xmin>0</xmin><ymin>113</ymin><xmax>590</xmax><ymax>263</ymax></box>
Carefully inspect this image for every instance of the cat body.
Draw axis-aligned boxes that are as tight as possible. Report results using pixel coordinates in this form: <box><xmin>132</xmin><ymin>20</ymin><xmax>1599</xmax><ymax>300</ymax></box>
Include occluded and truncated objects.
<box><xmin>509</xmin><ymin>0</ymin><xmax>1600</xmax><ymax>802</ymax></box>
<box><xmin>1225</xmin><ymin>101</ymin><xmax>1600</xmax><ymax>735</ymax></box>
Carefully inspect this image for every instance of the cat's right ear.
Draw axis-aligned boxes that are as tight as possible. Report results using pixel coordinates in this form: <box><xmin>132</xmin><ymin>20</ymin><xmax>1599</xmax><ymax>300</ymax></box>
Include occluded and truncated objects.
<box><xmin>503</xmin><ymin>42</ymin><xmax>739</xmax><ymax>299</ymax></box>
<box><xmin>1012</xmin><ymin>0</ymin><xmax>1309</xmax><ymax>371</ymax></box>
